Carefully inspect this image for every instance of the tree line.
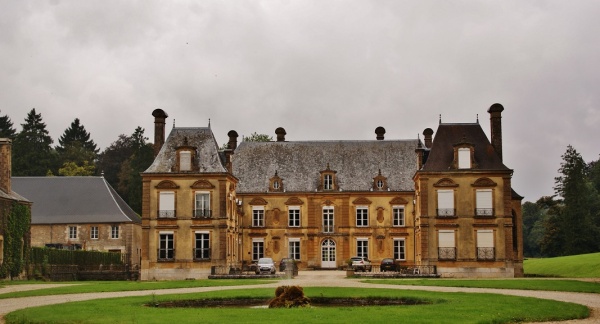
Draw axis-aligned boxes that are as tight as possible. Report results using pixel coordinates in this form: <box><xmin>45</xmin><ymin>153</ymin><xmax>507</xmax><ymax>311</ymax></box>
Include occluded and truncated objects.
<box><xmin>523</xmin><ymin>145</ymin><xmax>600</xmax><ymax>257</ymax></box>
<box><xmin>0</xmin><ymin>108</ymin><xmax>153</xmax><ymax>214</ymax></box>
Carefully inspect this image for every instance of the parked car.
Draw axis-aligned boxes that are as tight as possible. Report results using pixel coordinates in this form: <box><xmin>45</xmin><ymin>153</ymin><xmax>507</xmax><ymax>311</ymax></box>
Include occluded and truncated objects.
<box><xmin>350</xmin><ymin>256</ymin><xmax>372</xmax><ymax>272</ymax></box>
<box><xmin>279</xmin><ymin>258</ymin><xmax>298</xmax><ymax>272</ymax></box>
<box><xmin>380</xmin><ymin>258</ymin><xmax>398</xmax><ymax>272</ymax></box>
<box><xmin>255</xmin><ymin>257</ymin><xmax>276</xmax><ymax>274</ymax></box>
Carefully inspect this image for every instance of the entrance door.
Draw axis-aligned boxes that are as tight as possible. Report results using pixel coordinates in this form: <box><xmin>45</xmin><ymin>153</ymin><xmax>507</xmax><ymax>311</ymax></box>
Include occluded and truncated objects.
<box><xmin>321</xmin><ymin>239</ymin><xmax>336</xmax><ymax>268</ymax></box>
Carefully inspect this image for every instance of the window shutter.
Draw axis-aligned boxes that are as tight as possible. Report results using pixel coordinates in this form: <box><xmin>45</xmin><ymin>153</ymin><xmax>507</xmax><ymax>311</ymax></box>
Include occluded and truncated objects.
<box><xmin>437</xmin><ymin>190</ymin><xmax>454</xmax><ymax>209</ymax></box>
<box><xmin>180</xmin><ymin>151</ymin><xmax>191</xmax><ymax>171</ymax></box>
<box><xmin>476</xmin><ymin>189</ymin><xmax>493</xmax><ymax>209</ymax></box>
<box><xmin>458</xmin><ymin>148</ymin><xmax>470</xmax><ymax>169</ymax></box>
<box><xmin>438</xmin><ymin>230</ymin><xmax>455</xmax><ymax>248</ymax></box>
<box><xmin>477</xmin><ymin>230</ymin><xmax>494</xmax><ymax>248</ymax></box>
<box><xmin>159</xmin><ymin>192</ymin><xmax>175</xmax><ymax>211</ymax></box>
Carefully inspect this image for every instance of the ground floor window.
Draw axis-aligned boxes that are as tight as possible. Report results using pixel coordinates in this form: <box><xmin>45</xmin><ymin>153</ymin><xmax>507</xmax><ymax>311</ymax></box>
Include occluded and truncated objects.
<box><xmin>356</xmin><ymin>238</ymin><xmax>369</xmax><ymax>259</ymax></box>
<box><xmin>394</xmin><ymin>239</ymin><xmax>406</xmax><ymax>260</ymax></box>
<box><xmin>289</xmin><ymin>239</ymin><xmax>300</xmax><ymax>260</ymax></box>
<box><xmin>194</xmin><ymin>232</ymin><xmax>210</xmax><ymax>260</ymax></box>
<box><xmin>158</xmin><ymin>232</ymin><xmax>174</xmax><ymax>261</ymax></box>
<box><xmin>69</xmin><ymin>226</ymin><xmax>77</xmax><ymax>239</ymax></box>
<box><xmin>90</xmin><ymin>226</ymin><xmax>98</xmax><ymax>239</ymax></box>
<box><xmin>438</xmin><ymin>230</ymin><xmax>456</xmax><ymax>260</ymax></box>
<box><xmin>111</xmin><ymin>225</ymin><xmax>119</xmax><ymax>239</ymax></box>
<box><xmin>252</xmin><ymin>239</ymin><xmax>264</xmax><ymax>261</ymax></box>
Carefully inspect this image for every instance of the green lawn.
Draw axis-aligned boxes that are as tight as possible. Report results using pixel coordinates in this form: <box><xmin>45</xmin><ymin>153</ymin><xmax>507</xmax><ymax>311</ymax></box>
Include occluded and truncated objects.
<box><xmin>363</xmin><ymin>278</ymin><xmax>600</xmax><ymax>293</ymax></box>
<box><xmin>524</xmin><ymin>252</ymin><xmax>600</xmax><ymax>278</ymax></box>
<box><xmin>5</xmin><ymin>287</ymin><xmax>588</xmax><ymax>324</ymax></box>
<box><xmin>0</xmin><ymin>279</ymin><xmax>273</xmax><ymax>299</ymax></box>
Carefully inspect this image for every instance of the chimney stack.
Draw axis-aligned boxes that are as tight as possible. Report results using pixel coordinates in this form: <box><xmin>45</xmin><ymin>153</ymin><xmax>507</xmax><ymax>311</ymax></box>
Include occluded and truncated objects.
<box><xmin>152</xmin><ymin>109</ymin><xmax>168</xmax><ymax>157</ymax></box>
<box><xmin>275</xmin><ymin>127</ymin><xmax>286</xmax><ymax>142</ymax></box>
<box><xmin>375</xmin><ymin>126</ymin><xmax>385</xmax><ymax>140</ymax></box>
<box><xmin>227</xmin><ymin>130</ymin><xmax>239</xmax><ymax>150</ymax></box>
<box><xmin>0</xmin><ymin>138</ymin><xmax>12</xmax><ymax>194</ymax></box>
<box><xmin>423</xmin><ymin>128</ymin><xmax>434</xmax><ymax>148</ymax></box>
<box><xmin>487</xmin><ymin>103</ymin><xmax>504</xmax><ymax>161</ymax></box>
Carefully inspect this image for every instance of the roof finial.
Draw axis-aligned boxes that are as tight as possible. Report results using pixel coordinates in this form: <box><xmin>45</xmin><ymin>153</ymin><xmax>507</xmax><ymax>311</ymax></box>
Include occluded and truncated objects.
<box><xmin>173</xmin><ymin>119</ymin><xmax>176</xmax><ymax>128</ymax></box>
<box><xmin>476</xmin><ymin>114</ymin><xmax>479</xmax><ymax>124</ymax></box>
<box><xmin>439</xmin><ymin>114</ymin><xmax>442</xmax><ymax>124</ymax></box>
<box><xmin>208</xmin><ymin>118</ymin><xmax>211</xmax><ymax>129</ymax></box>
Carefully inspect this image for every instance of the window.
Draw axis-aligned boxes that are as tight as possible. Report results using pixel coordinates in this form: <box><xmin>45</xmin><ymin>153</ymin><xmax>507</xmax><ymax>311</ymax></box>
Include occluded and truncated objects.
<box><xmin>477</xmin><ymin>230</ymin><xmax>495</xmax><ymax>260</ymax></box>
<box><xmin>438</xmin><ymin>230</ymin><xmax>456</xmax><ymax>260</ymax></box>
<box><xmin>289</xmin><ymin>238</ymin><xmax>300</xmax><ymax>260</ymax></box>
<box><xmin>356</xmin><ymin>206</ymin><xmax>369</xmax><ymax>227</ymax></box>
<box><xmin>356</xmin><ymin>238</ymin><xmax>369</xmax><ymax>259</ymax></box>
<box><xmin>437</xmin><ymin>190</ymin><xmax>455</xmax><ymax>217</ymax></box>
<box><xmin>458</xmin><ymin>147</ymin><xmax>471</xmax><ymax>169</ymax></box>
<box><xmin>476</xmin><ymin>189</ymin><xmax>493</xmax><ymax>216</ymax></box>
<box><xmin>324</xmin><ymin>174</ymin><xmax>333</xmax><ymax>190</ymax></box>
<box><xmin>158</xmin><ymin>191</ymin><xmax>176</xmax><ymax>218</ymax></box>
<box><xmin>252</xmin><ymin>239</ymin><xmax>264</xmax><ymax>261</ymax></box>
<box><xmin>111</xmin><ymin>225</ymin><xmax>119</xmax><ymax>239</ymax></box>
<box><xmin>393</xmin><ymin>206</ymin><xmax>405</xmax><ymax>227</ymax></box>
<box><xmin>376</xmin><ymin>180</ymin><xmax>384</xmax><ymax>189</ymax></box>
<box><xmin>194</xmin><ymin>192</ymin><xmax>211</xmax><ymax>218</ymax></box>
<box><xmin>323</xmin><ymin>207</ymin><xmax>334</xmax><ymax>233</ymax></box>
<box><xmin>90</xmin><ymin>226</ymin><xmax>98</xmax><ymax>239</ymax></box>
<box><xmin>180</xmin><ymin>151</ymin><xmax>192</xmax><ymax>171</ymax></box>
<box><xmin>273</xmin><ymin>180</ymin><xmax>280</xmax><ymax>190</ymax></box>
<box><xmin>69</xmin><ymin>226</ymin><xmax>77</xmax><ymax>239</ymax></box>
<box><xmin>394</xmin><ymin>239</ymin><xmax>406</xmax><ymax>260</ymax></box>
<box><xmin>194</xmin><ymin>232</ymin><xmax>210</xmax><ymax>260</ymax></box>
<box><xmin>252</xmin><ymin>206</ymin><xmax>265</xmax><ymax>227</ymax></box>
<box><xmin>158</xmin><ymin>232</ymin><xmax>174</xmax><ymax>260</ymax></box>
<box><xmin>288</xmin><ymin>207</ymin><xmax>300</xmax><ymax>227</ymax></box>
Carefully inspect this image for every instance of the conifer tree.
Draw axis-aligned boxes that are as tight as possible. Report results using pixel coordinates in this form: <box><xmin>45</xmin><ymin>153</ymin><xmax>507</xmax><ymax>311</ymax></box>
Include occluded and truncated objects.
<box><xmin>0</xmin><ymin>110</ymin><xmax>16</xmax><ymax>139</ymax></box>
<box><xmin>13</xmin><ymin>108</ymin><xmax>57</xmax><ymax>176</ymax></box>
<box><xmin>56</xmin><ymin>118</ymin><xmax>98</xmax><ymax>173</ymax></box>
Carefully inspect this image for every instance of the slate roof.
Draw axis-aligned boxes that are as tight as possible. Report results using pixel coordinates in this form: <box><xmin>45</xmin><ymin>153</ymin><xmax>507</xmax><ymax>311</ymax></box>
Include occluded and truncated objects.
<box><xmin>233</xmin><ymin>140</ymin><xmax>418</xmax><ymax>193</ymax></box>
<box><xmin>11</xmin><ymin>177</ymin><xmax>140</xmax><ymax>224</ymax></box>
<box><xmin>0</xmin><ymin>187</ymin><xmax>30</xmax><ymax>203</ymax></box>
<box><xmin>422</xmin><ymin>123</ymin><xmax>509</xmax><ymax>172</ymax></box>
<box><xmin>144</xmin><ymin>127</ymin><xmax>227</xmax><ymax>174</ymax></box>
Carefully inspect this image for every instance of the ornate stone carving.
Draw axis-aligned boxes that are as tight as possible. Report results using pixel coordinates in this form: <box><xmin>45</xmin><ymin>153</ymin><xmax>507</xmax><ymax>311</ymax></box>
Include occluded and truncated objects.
<box><xmin>352</xmin><ymin>197</ymin><xmax>372</xmax><ymax>205</ymax></box>
<box><xmin>472</xmin><ymin>177</ymin><xmax>498</xmax><ymax>187</ymax></box>
<box><xmin>190</xmin><ymin>180</ymin><xmax>215</xmax><ymax>189</ymax></box>
<box><xmin>376</xmin><ymin>207</ymin><xmax>385</xmax><ymax>223</ymax></box>
<box><xmin>389</xmin><ymin>197</ymin><xmax>409</xmax><ymax>205</ymax></box>
<box><xmin>249</xmin><ymin>197</ymin><xmax>268</xmax><ymax>206</ymax></box>
<box><xmin>433</xmin><ymin>178</ymin><xmax>459</xmax><ymax>187</ymax></box>
<box><xmin>285</xmin><ymin>197</ymin><xmax>304</xmax><ymax>205</ymax></box>
<box><xmin>155</xmin><ymin>180</ymin><xmax>179</xmax><ymax>189</ymax></box>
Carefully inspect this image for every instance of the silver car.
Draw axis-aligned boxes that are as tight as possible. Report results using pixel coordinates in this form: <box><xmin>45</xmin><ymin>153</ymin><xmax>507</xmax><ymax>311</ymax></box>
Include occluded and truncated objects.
<box><xmin>255</xmin><ymin>257</ymin><xmax>276</xmax><ymax>274</ymax></box>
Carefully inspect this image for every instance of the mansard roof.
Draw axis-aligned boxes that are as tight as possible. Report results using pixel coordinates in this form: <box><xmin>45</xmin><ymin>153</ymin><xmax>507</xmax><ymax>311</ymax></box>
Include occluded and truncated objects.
<box><xmin>11</xmin><ymin>177</ymin><xmax>140</xmax><ymax>224</ymax></box>
<box><xmin>144</xmin><ymin>127</ymin><xmax>227</xmax><ymax>174</ymax></box>
<box><xmin>233</xmin><ymin>139</ymin><xmax>418</xmax><ymax>193</ymax></box>
<box><xmin>422</xmin><ymin>123</ymin><xmax>509</xmax><ymax>172</ymax></box>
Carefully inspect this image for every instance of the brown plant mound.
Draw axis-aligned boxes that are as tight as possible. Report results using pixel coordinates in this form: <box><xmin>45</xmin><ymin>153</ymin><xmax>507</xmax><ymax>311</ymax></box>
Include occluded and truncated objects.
<box><xmin>268</xmin><ymin>285</ymin><xmax>311</xmax><ymax>308</ymax></box>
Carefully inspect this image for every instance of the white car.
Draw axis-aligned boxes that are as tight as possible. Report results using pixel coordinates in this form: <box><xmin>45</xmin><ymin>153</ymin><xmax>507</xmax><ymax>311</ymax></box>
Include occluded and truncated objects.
<box><xmin>255</xmin><ymin>257</ymin><xmax>276</xmax><ymax>274</ymax></box>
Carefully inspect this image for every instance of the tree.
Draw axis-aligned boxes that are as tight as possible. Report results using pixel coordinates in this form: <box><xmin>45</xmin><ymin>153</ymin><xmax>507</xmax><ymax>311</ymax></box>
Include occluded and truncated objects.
<box><xmin>244</xmin><ymin>132</ymin><xmax>272</xmax><ymax>142</ymax></box>
<box><xmin>522</xmin><ymin>201</ymin><xmax>547</xmax><ymax>257</ymax></box>
<box><xmin>57</xmin><ymin>118</ymin><xmax>98</xmax><ymax>154</ymax></box>
<box><xmin>56</xmin><ymin>118</ymin><xmax>98</xmax><ymax>174</ymax></box>
<box><xmin>58</xmin><ymin>161</ymin><xmax>95</xmax><ymax>176</ymax></box>
<box><xmin>12</xmin><ymin>109</ymin><xmax>57</xmax><ymax>176</ymax></box>
<box><xmin>0</xmin><ymin>110</ymin><xmax>16</xmax><ymax>139</ymax></box>
<box><xmin>543</xmin><ymin>145</ymin><xmax>600</xmax><ymax>256</ymax></box>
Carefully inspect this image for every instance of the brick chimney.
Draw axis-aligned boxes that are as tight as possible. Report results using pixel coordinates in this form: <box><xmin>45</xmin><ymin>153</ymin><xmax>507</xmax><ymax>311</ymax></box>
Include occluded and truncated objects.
<box><xmin>375</xmin><ymin>126</ymin><xmax>385</xmax><ymax>140</ymax></box>
<box><xmin>275</xmin><ymin>127</ymin><xmax>286</xmax><ymax>142</ymax></box>
<box><xmin>0</xmin><ymin>138</ymin><xmax>11</xmax><ymax>194</ymax></box>
<box><xmin>487</xmin><ymin>103</ymin><xmax>504</xmax><ymax>161</ymax></box>
<box><xmin>152</xmin><ymin>109</ymin><xmax>168</xmax><ymax>157</ymax></box>
<box><xmin>423</xmin><ymin>128</ymin><xmax>433</xmax><ymax>148</ymax></box>
<box><xmin>225</xmin><ymin>130</ymin><xmax>239</xmax><ymax>173</ymax></box>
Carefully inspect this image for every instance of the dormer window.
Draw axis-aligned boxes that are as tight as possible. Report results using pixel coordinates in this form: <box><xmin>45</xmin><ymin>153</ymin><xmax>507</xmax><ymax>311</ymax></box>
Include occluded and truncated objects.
<box><xmin>458</xmin><ymin>148</ymin><xmax>471</xmax><ymax>169</ymax></box>
<box><xmin>173</xmin><ymin>137</ymin><xmax>198</xmax><ymax>172</ymax></box>
<box><xmin>319</xmin><ymin>164</ymin><xmax>337</xmax><ymax>191</ymax></box>
<box><xmin>453</xmin><ymin>137</ymin><xmax>475</xmax><ymax>170</ymax></box>
<box><xmin>269</xmin><ymin>171</ymin><xmax>284</xmax><ymax>192</ymax></box>
<box><xmin>372</xmin><ymin>169</ymin><xmax>388</xmax><ymax>191</ymax></box>
<box><xmin>179</xmin><ymin>151</ymin><xmax>192</xmax><ymax>171</ymax></box>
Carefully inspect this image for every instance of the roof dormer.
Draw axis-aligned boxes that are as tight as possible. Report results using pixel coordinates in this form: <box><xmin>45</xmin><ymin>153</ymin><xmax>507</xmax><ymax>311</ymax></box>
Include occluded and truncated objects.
<box><xmin>453</xmin><ymin>136</ymin><xmax>476</xmax><ymax>169</ymax></box>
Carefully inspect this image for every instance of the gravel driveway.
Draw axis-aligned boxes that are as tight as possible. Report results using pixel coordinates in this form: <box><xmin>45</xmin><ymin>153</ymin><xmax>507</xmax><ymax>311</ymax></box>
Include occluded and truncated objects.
<box><xmin>1</xmin><ymin>271</ymin><xmax>598</xmax><ymax>323</ymax></box>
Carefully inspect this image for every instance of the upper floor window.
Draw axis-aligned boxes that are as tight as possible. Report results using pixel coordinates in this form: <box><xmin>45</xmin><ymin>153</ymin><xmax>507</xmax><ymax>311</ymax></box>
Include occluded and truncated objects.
<box><xmin>179</xmin><ymin>151</ymin><xmax>192</xmax><ymax>171</ymax></box>
<box><xmin>269</xmin><ymin>171</ymin><xmax>284</xmax><ymax>192</ymax></box>
<box><xmin>288</xmin><ymin>206</ymin><xmax>300</xmax><ymax>227</ymax></box>
<box><xmin>437</xmin><ymin>190</ymin><xmax>455</xmax><ymax>217</ymax></box>
<box><xmin>476</xmin><ymin>189</ymin><xmax>493</xmax><ymax>216</ymax></box>
<box><xmin>356</xmin><ymin>206</ymin><xmax>369</xmax><ymax>227</ymax></box>
<box><xmin>194</xmin><ymin>192</ymin><xmax>211</xmax><ymax>218</ymax></box>
<box><xmin>323</xmin><ymin>207</ymin><xmax>334</xmax><ymax>233</ymax></box>
<box><xmin>393</xmin><ymin>206</ymin><xmax>405</xmax><ymax>227</ymax></box>
<box><xmin>158</xmin><ymin>191</ymin><xmax>176</xmax><ymax>218</ymax></box>
<box><xmin>372</xmin><ymin>169</ymin><xmax>388</xmax><ymax>191</ymax></box>
<box><xmin>252</xmin><ymin>206</ymin><xmax>265</xmax><ymax>227</ymax></box>
<box><xmin>111</xmin><ymin>225</ymin><xmax>119</xmax><ymax>239</ymax></box>
<box><xmin>458</xmin><ymin>147</ymin><xmax>471</xmax><ymax>169</ymax></box>
<box><xmin>324</xmin><ymin>174</ymin><xmax>333</xmax><ymax>190</ymax></box>
<box><xmin>319</xmin><ymin>164</ymin><xmax>337</xmax><ymax>191</ymax></box>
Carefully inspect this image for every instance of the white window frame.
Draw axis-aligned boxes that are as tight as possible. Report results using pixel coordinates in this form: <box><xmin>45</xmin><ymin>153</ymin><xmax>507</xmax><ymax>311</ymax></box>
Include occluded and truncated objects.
<box><xmin>393</xmin><ymin>206</ymin><xmax>405</xmax><ymax>227</ymax></box>
<box><xmin>324</xmin><ymin>174</ymin><xmax>333</xmax><ymax>190</ymax></box>
<box><xmin>437</xmin><ymin>189</ymin><xmax>455</xmax><ymax>217</ymax></box>
<box><xmin>90</xmin><ymin>226</ymin><xmax>98</xmax><ymax>240</ymax></box>
<box><xmin>111</xmin><ymin>225</ymin><xmax>119</xmax><ymax>239</ymax></box>
<box><xmin>194</xmin><ymin>191</ymin><xmax>211</xmax><ymax>218</ymax></box>
<box><xmin>356</xmin><ymin>238</ymin><xmax>369</xmax><ymax>259</ymax></box>
<box><xmin>69</xmin><ymin>226</ymin><xmax>77</xmax><ymax>239</ymax></box>
<box><xmin>158</xmin><ymin>191</ymin><xmax>176</xmax><ymax>218</ymax></box>
<box><xmin>356</xmin><ymin>206</ymin><xmax>369</xmax><ymax>227</ymax></box>
<box><xmin>323</xmin><ymin>206</ymin><xmax>334</xmax><ymax>233</ymax></box>
<box><xmin>179</xmin><ymin>151</ymin><xmax>192</xmax><ymax>171</ymax></box>
<box><xmin>158</xmin><ymin>231</ymin><xmax>174</xmax><ymax>260</ymax></box>
<box><xmin>476</xmin><ymin>189</ymin><xmax>493</xmax><ymax>216</ymax></box>
<box><xmin>288</xmin><ymin>206</ymin><xmax>300</xmax><ymax>227</ymax></box>
<box><xmin>194</xmin><ymin>231</ymin><xmax>210</xmax><ymax>260</ymax></box>
<box><xmin>458</xmin><ymin>147</ymin><xmax>471</xmax><ymax>169</ymax></box>
<box><xmin>252</xmin><ymin>238</ymin><xmax>264</xmax><ymax>261</ymax></box>
<box><xmin>288</xmin><ymin>238</ymin><xmax>300</xmax><ymax>260</ymax></box>
<box><xmin>394</xmin><ymin>238</ymin><xmax>406</xmax><ymax>260</ymax></box>
<box><xmin>252</xmin><ymin>206</ymin><xmax>265</xmax><ymax>227</ymax></box>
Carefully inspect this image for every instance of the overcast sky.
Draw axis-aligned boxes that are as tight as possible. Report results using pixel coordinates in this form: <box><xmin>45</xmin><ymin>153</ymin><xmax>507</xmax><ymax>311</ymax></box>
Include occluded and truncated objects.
<box><xmin>1</xmin><ymin>1</ymin><xmax>599</xmax><ymax>202</ymax></box>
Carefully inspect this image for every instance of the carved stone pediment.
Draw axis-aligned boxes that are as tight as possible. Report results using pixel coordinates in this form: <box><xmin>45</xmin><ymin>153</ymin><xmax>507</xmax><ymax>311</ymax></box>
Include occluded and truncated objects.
<box><xmin>352</xmin><ymin>197</ymin><xmax>372</xmax><ymax>205</ymax></box>
<box><xmin>190</xmin><ymin>180</ymin><xmax>215</xmax><ymax>189</ymax></box>
<box><xmin>389</xmin><ymin>197</ymin><xmax>409</xmax><ymax>205</ymax></box>
<box><xmin>433</xmin><ymin>178</ymin><xmax>459</xmax><ymax>187</ymax></box>
<box><xmin>155</xmin><ymin>180</ymin><xmax>179</xmax><ymax>189</ymax></box>
<box><xmin>472</xmin><ymin>177</ymin><xmax>498</xmax><ymax>187</ymax></box>
<box><xmin>248</xmin><ymin>197</ymin><xmax>268</xmax><ymax>206</ymax></box>
<box><xmin>322</xmin><ymin>199</ymin><xmax>335</xmax><ymax>206</ymax></box>
<box><xmin>285</xmin><ymin>197</ymin><xmax>304</xmax><ymax>205</ymax></box>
